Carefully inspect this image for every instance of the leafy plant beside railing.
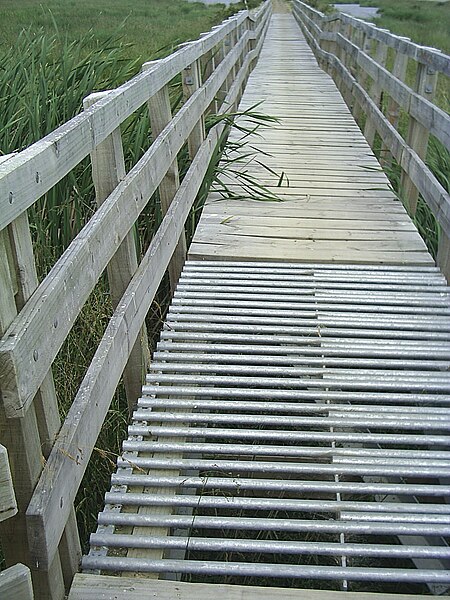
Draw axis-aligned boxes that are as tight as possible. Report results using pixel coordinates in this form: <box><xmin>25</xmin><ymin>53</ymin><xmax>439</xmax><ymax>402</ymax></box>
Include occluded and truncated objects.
<box><xmin>188</xmin><ymin>105</ymin><xmax>286</xmax><ymax>240</ymax></box>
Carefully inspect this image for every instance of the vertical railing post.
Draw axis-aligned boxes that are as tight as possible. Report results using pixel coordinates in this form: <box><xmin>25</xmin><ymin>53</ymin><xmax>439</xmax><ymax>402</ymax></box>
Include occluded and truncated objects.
<box><xmin>400</xmin><ymin>63</ymin><xmax>438</xmax><ymax>215</ymax></box>
<box><xmin>364</xmin><ymin>39</ymin><xmax>388</xmax><ymax>147</ymax></box>
<box><xmin>182</xmin><ymin>59</ymin><xmax>207</xmax><ymax>159</ymax></box>
<box><xmin>351</xmin><ymin>28</ymin><xmax>367</xmax><ymax>121</ymax></box>
<box><xmin>380</xmin><ymin>47</ymin><xmax>409</xmax><ymax>167</ymax></box>
<box><xmin>83</xmin><ymin>92</ymin><xmax>150</xmax><ymax>411</ymax></box>
<box><xmin>141</xmin><ymin>71</ymin><xmax>188</xmax><ymax>290</ymax></box>
<box><xmin>437</xmin><ymin>235</ymin><xmax>450</xmax><ymax>282</ymax></box>
<box><xmin>337</xmin><ymin>21</ymin><xmax>355</xmax><ymax>108</ymax></box>
<box><xmin>0</xmin><ymin>161</ymin><xmax>80</xmax><ymax>600</ymax></box>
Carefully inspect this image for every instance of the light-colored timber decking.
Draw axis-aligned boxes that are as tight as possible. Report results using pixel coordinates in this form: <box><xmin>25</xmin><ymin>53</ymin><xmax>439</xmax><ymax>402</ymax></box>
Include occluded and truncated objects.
<box><xmin>191</xmin><ymin>14</ymin><xmax>432</xmax><ymax>265</ymax></box>
<box><xmin>1</xmin><ymin>0</ymin><xmax>449</xmax><ymax>597</ymax></box>
<box><xmin>77</xmin><ymin>8</ymin><xmax>450</xmax><ymax>599</ymax></box>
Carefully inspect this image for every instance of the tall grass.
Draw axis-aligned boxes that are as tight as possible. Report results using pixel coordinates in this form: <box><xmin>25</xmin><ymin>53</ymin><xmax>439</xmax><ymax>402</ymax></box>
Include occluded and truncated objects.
<box><xmin>0</xmin><ymin>29</ymin><xmax>141</xmax><ymax>269</ymax></box>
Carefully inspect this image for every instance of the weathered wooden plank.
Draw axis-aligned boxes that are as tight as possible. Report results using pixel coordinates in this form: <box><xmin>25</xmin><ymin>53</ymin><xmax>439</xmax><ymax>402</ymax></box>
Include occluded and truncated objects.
<box><xmin>192</xmin><ymin>230</ymin><xmax>429</xmax><ymax>253</ymax></box>
<box><xmin>146</xmin><ymin>78</ymin><xmax>186</xmax><ymax>290</ymax></box>
<box><xmin>293</xmin><ymin>7</ymin><xmax>450</xmax><ymax>253</ymax></box>
<box><xmin>189</xmin><ymin>241</ymin><xmax>433</xmax><ymax>264</ymax></box>
<box><xmin>0</xmin><ymin>185</ymin><xmax>80</xmax><ymax>597</ymax></box>
<box><xmin>25</xmin><ymin>44</ymin><xmax>256</xmax><ymax>570</ymax></box>
<box><xmin>400</xmin><ymin>63</ymin><xmax>438</xmax><ymax>214</ymax></box>
<box><xmin>196</xmin><ymin>224</ymin><xmax>424</xmax><ymax>242</ymax></box>
<box><xmin>68</xmin><ymin>574</ymin><xmax>434</xmax><ymax>600</ymax></box>
<box><xmin>83</xmin><ymin>91</ymin><xmax>150</xmax><ymax>412</ymax></box>
<box><xmin>0</xmin><ymin>564</ymin><xmax>34</xmax><ymax>600</ymax></box>
<box><xmin>0</xmin><ymin>30</ymin><xmax>249</xmax><ymax>418</ymax></box>
<box><xmin>0</xmin><ymin>444</ymin><xmax>17</xmax><ymax>522</ymax></box>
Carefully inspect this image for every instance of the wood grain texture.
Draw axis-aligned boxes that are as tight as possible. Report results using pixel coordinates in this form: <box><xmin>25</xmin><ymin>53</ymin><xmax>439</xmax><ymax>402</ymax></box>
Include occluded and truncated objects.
<box><xmin>191</xmin><ymin>13</ymin><xmax>433</xmax><ymax>266</ymax></box>
<box><xmin>292</xmin><ymin>3</ymin><xmax>450</xmax><ymax>277</ymax></box>
<box><xmin>0</xmin><ymin>564</ymin><xmax>34</xmax><ymax>600</ymax></box>
<box><xmin>68</xmin><ymin>574</ymin><xmax>435</xmax><ymax>600</ymax></box>
<box><xmin>0</xmin><ymin>444</ymin><xmax>17</xmax><ymax>522</ymax></box>
<box><xmin>84</xmin><ymin>91</ymin><xmax>150</xmax><ymax>413</ymax></box>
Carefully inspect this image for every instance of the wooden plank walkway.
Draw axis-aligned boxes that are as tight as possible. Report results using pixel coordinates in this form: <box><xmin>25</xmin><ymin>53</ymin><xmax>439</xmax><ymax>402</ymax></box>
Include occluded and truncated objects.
<box><xmin>190</xmin><ymin>13</ymin><xmax>432</xmax><ymax>265</ymax></box>
<box><xmin>77</xmin><ymin>7</ymin><xmax>450</xmax><ymax>598</ymax></box>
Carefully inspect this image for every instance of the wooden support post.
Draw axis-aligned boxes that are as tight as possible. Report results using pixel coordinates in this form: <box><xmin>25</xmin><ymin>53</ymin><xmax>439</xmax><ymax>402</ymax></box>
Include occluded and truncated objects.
<box><xmin>0</xmin><ymin>563</ymin><xmax>34</xmax><ymax>600</ymax></box>
<box><xmin>0</xmin><ymin>233</ymin><xmax>80</xmax><ymax>599</ymax></box>
<box><xmin>0</xmin><ymin>153</ymin><xmax>80</xmax><ymax>599</ymax></box>
<box><xmin>335</xmin><ymin>21</ymin><xmax>354</xmax><ymax>108</ymax></box>
<box><xmin>140</xmin><ymin>74</ymin><xmax>187</xmax><ymax>291</ymax></box>
<box><xmin>380</xmin><ymin>49</ymin><xmax>408</xmax><ymax>166</ymax></box>
<box><xmin>437</xmin><ymin>234</ymin><xmax>450</xmax><ymax>283</ymax></box>
<box><xmin>182</xmin><ymin>60</ymin><xmax>206</xmax><ymax>159</ymax></box>
<box><xmin>400</xmin><ymin>63</ymin><xmax>438</xmax><ymax>215</ymax></box>
<box><xmin>224</xmin><ymin>34</ymin><xmax>234</xmax><ymax>104</ymax></box>
<box><xmin>364</xmin><ymin>40</ymin><xmax>388</xmax><ymax>147</ymax></box>
<box><xmin>352</xmin><ymin>32</ymin><xmax>367</xmax><ymax>122</ymax></box>
<box><xmin>0</xmin><ymin>443</ymin><xmax>17</xmax><ymax>522</ymax></box>
<box><xmin>83</xmin><ymin>92</ymin><xmax>150</xmax><ymax>410</ymax></box>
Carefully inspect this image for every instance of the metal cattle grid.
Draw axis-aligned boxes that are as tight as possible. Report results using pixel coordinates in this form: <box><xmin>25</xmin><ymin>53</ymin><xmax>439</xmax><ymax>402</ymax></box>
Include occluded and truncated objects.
<box><xmin>83</xmin><ymin>260</ymin><xmax>450</xmax><ymax>594</ymax></box>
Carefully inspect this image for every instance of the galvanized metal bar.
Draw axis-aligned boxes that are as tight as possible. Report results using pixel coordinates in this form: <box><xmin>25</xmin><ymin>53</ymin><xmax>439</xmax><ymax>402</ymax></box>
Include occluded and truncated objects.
<box><xmin>143</xmin><ymin>384</ymin><xmax>450</xmax><ymax>405</ymax></box>
<box><xmin>128</xmin><ymin>424</ymin><xmax>450</xmax><ymax>446</ymax></box>
<box><xmin>133</xmin><ymin>410</ymin><xmax>450</xmax><ymax>432</ymax></box>
<box><xmin>162</xmin><ymin>321</ymin><xmax>450</xmax><ymax>340</ymax></box>
<box><xmin>89</xmin><ymin>533</ymin><xmax>450</xmax><ymax>559</ymax></box>
<box><xmin>153</xmin><ymin>350</ymin><xmax>450</xmax><ymax>370</ymax></box>
<box><xmin>121</xmin><ymin>440</ymin><xmax>450</xmax><ymax>461</ymax></box>
<box><xmin>117</xmin><ymin>455</ymin><xmax>450</xmax><ymax>478</ymax></box>
<box><xmin>85</xmin><ymin>260</ymin><xmax>450</xmax><ymax>586</ymax></box>
<box><xmin>183</xmin><ymin>259</ymin><xmax>441</xmax><ymax>272</ymax></box>
<box><xmin>96</xmin><ymin>512</ymin><xmax>450</xmax><ymax>537</ymax></box>
<box><xmin>172</xmin><ymin>297</ymin><xmax>450</xmax><ymax>315</ymax></box>
<box><xmin>138</xmin><ymin>397</ymin><xmax>450</xmax><ymax>415</ymax></box>
<box><xmin>174</xmin><ymin>290</ymin><xmax>450</xmax><ymax>307</ymax></box>
<box><xmin>156</xmin><ymin>340</ymin><xmax>450</xmax><ymax>360</ymax></box>
<box><xmin>103</xmin><ymin>491</ymin><xmax>450</xmax><ymax>514</ymax></box>
<box><xmin>148</xmin><ymin>361</ymin><xmax>450</xmax><ymax>381</ymax></box>
<box><xmin>147</xmin><ymin>372</ymin><xmax>450</xmax><ymax>392</ymax></box>
<box><xmin>111</xmin><ymin>472</ymin><xmax>450</xmax><ymax>496</ymax></box>
<box><xmin>81</xmin><ymin>555</ymin><xmax>450</xmax><ymax>583</ymax></box>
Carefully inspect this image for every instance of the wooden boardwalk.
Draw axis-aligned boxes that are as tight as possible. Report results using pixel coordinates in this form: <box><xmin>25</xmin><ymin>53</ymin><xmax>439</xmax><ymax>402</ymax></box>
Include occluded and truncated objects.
<box><xmin>191</xmin><ymin>14</ymin><xmax>431</xmax><ymax>265</ymax></box>
<box><xmin>78</xmin><ymin>8</ymin><xmax>450</xmax><ymax>598</ymax></box>
<box><xmin>1</xmin><ymin>1</ymin><xmax>449</xmax><ymax>598</ymax></box>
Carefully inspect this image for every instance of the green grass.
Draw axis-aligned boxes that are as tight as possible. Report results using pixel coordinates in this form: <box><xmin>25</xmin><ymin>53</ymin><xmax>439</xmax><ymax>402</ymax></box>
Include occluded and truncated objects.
<box><xmin>333</xmin><ymin>0</ymin><xmax>450</xmax><ymax>54</ymax></box>
<box><xmin>0</xmin><ymin>0</ymin><xmax>236</xmax><ymax>62</ymax></box>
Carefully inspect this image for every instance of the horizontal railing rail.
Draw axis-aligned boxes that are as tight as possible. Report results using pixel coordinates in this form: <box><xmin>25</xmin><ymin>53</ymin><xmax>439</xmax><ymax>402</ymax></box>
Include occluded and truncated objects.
<box><xmin>0</xmin><ymin>2</ymin><xmax>271</xmax><ymax>598</ymax></box>
<box><xmin>292</xmin><ymin>0</ymin><xmax>450</xmax><ymax>278</ymax></box>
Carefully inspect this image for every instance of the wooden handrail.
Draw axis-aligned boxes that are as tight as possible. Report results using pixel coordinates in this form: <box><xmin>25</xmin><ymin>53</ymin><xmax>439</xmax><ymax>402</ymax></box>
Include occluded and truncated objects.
<box><xmin>292</xmin><ymin>0</ymin><xmax>450</xmax><ymax>279</ymax></box>
<box><xmin>0</xmin><ymin>2</ymin><xmax>271</xmax><ymax>598</ymax></box>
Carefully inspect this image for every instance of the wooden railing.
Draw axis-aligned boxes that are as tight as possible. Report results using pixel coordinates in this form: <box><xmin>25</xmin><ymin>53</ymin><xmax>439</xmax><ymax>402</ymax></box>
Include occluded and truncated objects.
<box><xmin>293</xmin><ymin>0</ymin><xmax>450</xmax><ymax>278</ymax></box>
<box><xmin>0</xmin><ymin>2</ymin><xmax>271</xmax><ymax>598</ymax></box>
<box><xmin>0</xmin><ymin>446</ymin><xmax>33</xmax><ymax>599</ymax></box>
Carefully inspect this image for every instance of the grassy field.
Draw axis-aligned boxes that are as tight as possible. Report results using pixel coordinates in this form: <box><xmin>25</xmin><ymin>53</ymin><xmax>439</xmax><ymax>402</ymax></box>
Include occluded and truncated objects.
<box><xmin>0</xmin><ymin>0</ymin><xmax>250</xmax><ymax>61</ymax></box>
<box><xmin>333</xmin><ymin>0</ymin><xmax>450</xmax><ymax>54</ymax></box>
